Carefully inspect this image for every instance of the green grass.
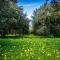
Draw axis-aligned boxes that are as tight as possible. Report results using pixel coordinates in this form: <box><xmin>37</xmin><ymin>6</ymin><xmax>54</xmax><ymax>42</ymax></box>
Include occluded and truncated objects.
<box><xmin>0</xmin><ymin>36</ymin><xmax>60</xmax><ymax>60</ymax></box>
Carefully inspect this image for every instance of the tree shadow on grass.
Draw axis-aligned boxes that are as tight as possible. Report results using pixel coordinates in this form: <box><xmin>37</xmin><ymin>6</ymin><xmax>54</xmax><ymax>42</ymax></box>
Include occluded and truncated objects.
<box><xmin>0</xmin><ymin>35</ymin><xmax>60</xmax><ymax>39</ymax></box>
<box><xmin>0</xmin><ymin>36</ymin><xmax>23</xmax><ymax>39</ymax></box>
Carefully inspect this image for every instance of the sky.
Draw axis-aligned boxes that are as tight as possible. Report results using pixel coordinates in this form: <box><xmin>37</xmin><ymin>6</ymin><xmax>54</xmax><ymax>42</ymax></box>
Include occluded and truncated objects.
<box><xmin>17</xmin><ymin>0</ymin><xmax>45</xmax><ymax>19</ymax></box>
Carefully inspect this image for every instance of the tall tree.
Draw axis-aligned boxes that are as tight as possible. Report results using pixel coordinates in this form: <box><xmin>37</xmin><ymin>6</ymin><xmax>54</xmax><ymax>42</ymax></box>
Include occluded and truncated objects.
<box><xmin>32</xmin><ymin>0</ymin><xmax>60</xmax><ymax>37</ymax></box>
<box><xmin>0</xmin><ymin>0</ymin><xmax>29</xmax><ymax>36</ymax></box>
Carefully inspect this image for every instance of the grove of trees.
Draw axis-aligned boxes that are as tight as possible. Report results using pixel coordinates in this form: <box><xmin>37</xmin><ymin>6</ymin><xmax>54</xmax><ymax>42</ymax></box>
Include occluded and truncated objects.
<box><xmin>32</xmin><ymin>0</ymin><xmax>60</xmax><ymax>37</ymax></box>
<box><xmin>0</xmin><ymin>0</ymin><xmax>29</xmax><ymax>36</ymax></box>
<box><xmin>0</xmin><ymin>0</ymin><xmax>60</xmax><ymax>37</ymax></box>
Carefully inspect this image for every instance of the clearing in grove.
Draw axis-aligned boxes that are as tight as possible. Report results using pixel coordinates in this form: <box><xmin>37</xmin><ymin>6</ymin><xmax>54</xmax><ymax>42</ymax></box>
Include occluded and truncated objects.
<box><xmin>0</xmin><ymin>35</ymin><xmax>60</xmax><ymax>60</ymax></box>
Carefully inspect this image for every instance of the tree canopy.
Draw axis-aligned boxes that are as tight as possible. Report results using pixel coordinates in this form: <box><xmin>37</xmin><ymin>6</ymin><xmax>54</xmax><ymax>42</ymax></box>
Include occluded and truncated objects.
<box><xmin>0</xmin><ymin>0</ymin><xmax>29</xmax><ymax>36</ymax></box>
<box><xmin>32</xmin><ymin>0</ymin><xmax>60</xmax><ymax>37</ymax></box>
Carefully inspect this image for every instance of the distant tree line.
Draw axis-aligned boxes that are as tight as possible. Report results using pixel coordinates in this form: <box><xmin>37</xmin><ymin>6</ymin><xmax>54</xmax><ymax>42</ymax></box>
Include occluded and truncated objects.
<box><xmin>0</xmin><ymin>0</ymin><xmax>29</xmax><ymax>36</ymax></box>
<box><xmin>32</xmin><ymin>0</ymin><xmax>60</xmax><ymax>37</ymax></box>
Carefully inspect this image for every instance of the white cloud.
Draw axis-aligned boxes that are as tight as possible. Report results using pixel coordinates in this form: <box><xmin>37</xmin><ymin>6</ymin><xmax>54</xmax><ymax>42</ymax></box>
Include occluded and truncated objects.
<box><xmin>27</xmin><ymin>13</ymin><xmax>32</xmax><ymax>19</ymax></box>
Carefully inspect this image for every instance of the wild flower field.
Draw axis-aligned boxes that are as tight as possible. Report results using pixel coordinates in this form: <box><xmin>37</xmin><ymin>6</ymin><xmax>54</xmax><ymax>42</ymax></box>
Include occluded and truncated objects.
<box><xmin>0</xmin><ymin>36</ymin><xmax>60</xmax><ymax>60</ymax></box>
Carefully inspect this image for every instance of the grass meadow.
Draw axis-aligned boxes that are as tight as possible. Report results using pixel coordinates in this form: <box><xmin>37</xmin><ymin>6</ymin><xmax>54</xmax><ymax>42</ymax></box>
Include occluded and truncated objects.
<box><xmin>0</xmin><ymin>35</ymin><xmax>60</xmax><ymax>60</ymax></box>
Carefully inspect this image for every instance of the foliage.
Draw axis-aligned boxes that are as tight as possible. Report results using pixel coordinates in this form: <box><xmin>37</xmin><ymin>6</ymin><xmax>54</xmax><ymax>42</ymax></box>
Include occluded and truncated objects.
<box><xmin>0</xmin><ymin>0</ymin><xmax>29</xmax><ymax>36</ymax></box>
<box><xmin>32</xmin><ymin>0</ymin><xmax>60</xmax><ymax>37</ymax></box>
